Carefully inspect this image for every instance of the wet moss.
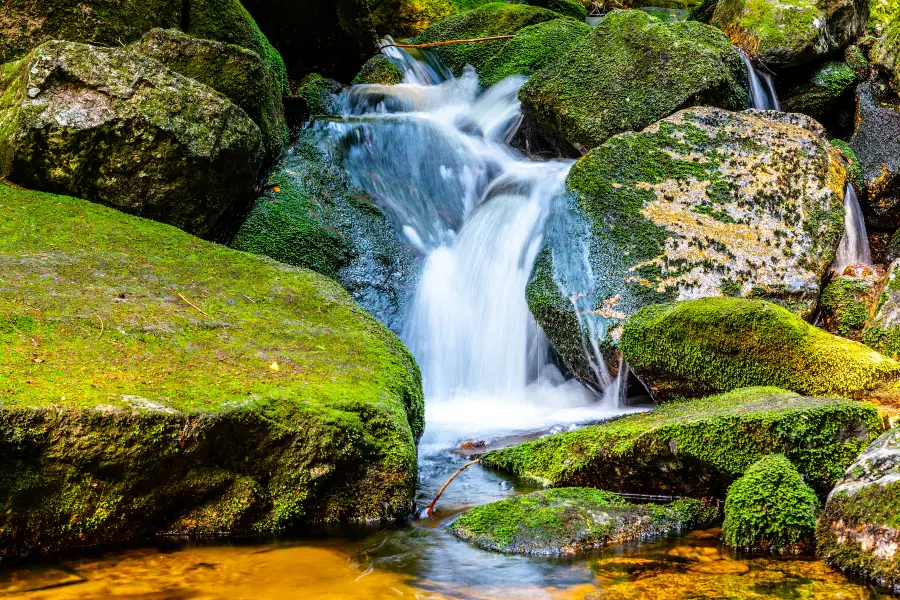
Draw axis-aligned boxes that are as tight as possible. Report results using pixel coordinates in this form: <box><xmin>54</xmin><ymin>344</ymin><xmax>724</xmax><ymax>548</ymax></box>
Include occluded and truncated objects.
<box><xmin>819</xmin><ymin>276</ymin><xmax>875</xmax><ymax>340</ymax></box>
<box><xmin>296</xmin><ymin>74</ymin><xmax>343</xmax><ymax>116</ymax></box>
<box><xmin>781</xmin><ymin>62</ymin><xmax>858</xmax><ymax>122</ymax></box>
<box><xmin>353</xmin><ymin>55</ymin><xmax>404</xmax><ymax>85</ymax></box>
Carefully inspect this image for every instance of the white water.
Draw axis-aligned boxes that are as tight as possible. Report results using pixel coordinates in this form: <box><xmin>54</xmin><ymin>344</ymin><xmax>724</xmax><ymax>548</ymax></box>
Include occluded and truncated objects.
<box><xmin>738</xmin><ymin>50</ymin><xmax>780</xmax><ymax>111</ymax></box>
<box><xmin>833</xmin><ymin>184</ymin><xmax>873</xmax><ymax>275</ymax></box>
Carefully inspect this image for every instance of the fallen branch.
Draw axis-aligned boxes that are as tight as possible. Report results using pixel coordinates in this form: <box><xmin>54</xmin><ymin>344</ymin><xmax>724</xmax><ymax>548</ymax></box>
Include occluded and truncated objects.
<box><xmin>426</xmin><ymin>459</ymin><xmax>480</xmax><ymax>517</ymax></box>
<box><xmin>381</xmin><ymin>36</ymin><xmax>515</xmax><ymax>49</ymax></box>
<box><xmin>95</xmin><ymin>313</ymin><xmax>104</xmax><ymax>338</ymax></box>
<box><xmin>177</xmin><ymin>293</ymin><xmax>209</xmax><ymax>317</ymax></box>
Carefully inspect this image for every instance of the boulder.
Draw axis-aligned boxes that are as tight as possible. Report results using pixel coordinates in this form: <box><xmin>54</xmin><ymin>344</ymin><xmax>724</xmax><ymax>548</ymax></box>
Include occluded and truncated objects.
<box><xmin>451</xmin><ymin>488</ymin><xmax>718</xmax><ymax>555</ymax></box>
<box><xmin>851</xmin><ymin>83</ymin><xmax>900</xmax><ymax>233</ymax></box>
<box><xmin>819</xmin><ymin>273</ymin><xmax>880</xmax><ymax>341</ymax></box>
<box><xmin>619</xmin><ymin>298</ymin><xmax>900</xmax><ymax>403</ymax></box>
<box><xmin>132</xmin><ymin>28</ymin><xmax>287</xmax><ymax>168</ymax></box>
<box><xmin>296</xmin><ymin>74</ymin><xmax>344</xmax><ymax>117</ymax></box>
<box><xmin>711</xmin><ymin>0</ymin><xmax>869</xmax><ymax>69</ymax></box>
<box><xmin>779</xmin><ymin>61</ymin><xmax>858</xmax><ymax>128</ymax></box>
<box><xmin>511</xmin><ymin>0</ymin><xmax>587</xmax><ymax>21</ymax></box>
<box><xmin>529</xmin><ymin>108</ymin><xmax>849</xmax><ymax>389</ymax></box>
<box><xmin>354</xmin><ymin>55</ymin><xmax>404</xmax><ymax>85</ymax></box>
<box><xmin>0</xmin><ymin>181</ymin><xmax>423</xmax><ymax>558</ymax></box>
<box><xmin>232</xmin><ymin>128</ymin><xmax>418</xmax><ymax>334</ymax></box>
<box><xmin>480</xmin><ymin>387</ymin><xmax>883</xmax><ymax>496</ymax></box>
<box><xmin>817</xmin><ymin>427</ymin><xmax>900</xmax><ymax>592</ymax></box>
<box><xmin>0</xmin><ymin>41</ymin><xmax>264</xmax><ymax>242</ymax></box>
<box><xmin>518</xmin><ymin>10</ymin><xmax>748</xmax><ymax>154</ymax></box>
<box><xmin>864</xmin><ymin>260</ymin><xmax>900</xmax><ymax>359</ymax></box>
<box><xmin>722</xmin><ymin>455</ymin><xmax>819</xmax><ymax>553</ymax></box>
<box><xmin>872</xmin><ymin>19</ymin><xmax>899</xmax><ymax>92</ymax></box>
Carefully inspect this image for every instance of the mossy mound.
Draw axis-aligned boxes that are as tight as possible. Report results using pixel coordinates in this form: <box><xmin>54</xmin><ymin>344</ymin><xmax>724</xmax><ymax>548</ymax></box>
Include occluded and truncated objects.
<box><xmin>817</xmin><ymin>427</ymin><xmax>900</xmax><ymax>592</ymax></box>
<box><xmin>518</xmin><ymin>10</ymin><xmax>747</xmax><ymax>153</ymax></box>
<box><xmin>415</xmin><ymin>3</ymin><xmax>562</xmax><ymax>77</ymax></box>
<box><xmin>481</xmin><ymin>387</ymin><xmax>883</xmax><ymax>497</ymax></box>
<box><xmin>819</xmin><ymin>274</ymin><xmax>879</xmax><ymax>341</ymax></box>
<box><xmin>132</xmin><ymin>28</ymin><xmax>287</xmax><ymax>169</ymax></box>
<box><xmin>0</xmin><ymin>181</ymin><xmax>423</xmax><ymax>558</ymax></box>
<box><xmin>354</xmin><ymin>55</ymin><xmax>405</xmax><ymax>85</ymax></box>
<box><xmin>510</xmin><ymin>0</ymin><xmax>587</xmax><ymax>20</ymax></box>
<box><xmin>0</xmin><ymin>41</ymin><xmax>264</xmax><ymax>243</ymax></box>
<box><xmin>451</xmin><ymin>488</ymin><xmax>718</xmax><ymax>556</ymax></box>
<box><xmin>780</xmin><ymin>61</ymin><xmax>858</xmax><ymax>125</ymax></box>
<box><xmin>620</xmin><ymin>298</ymin><xmax>900</xmax><ymax>403</ymax></box>
<box><xmin>722</xmin><ymin>455</ymin><xmax>820</xmax><ymax>554</ymax></box>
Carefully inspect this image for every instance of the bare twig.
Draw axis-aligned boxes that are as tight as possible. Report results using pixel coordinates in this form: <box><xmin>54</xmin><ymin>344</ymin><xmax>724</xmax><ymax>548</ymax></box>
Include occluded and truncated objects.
<box><xmin>240</xmin><ymin>293</ymin><xmax>257</xmax><ymax>304</ymax></box>
<box><xmin>95</xmin><ymin>313</ymin><xmax>104</xmax><ymax>338</ymax></box>
<box><xmin>177</xmin><ymin>293</ymin><xmax>209</xmax><ymax>317</ymax></box>
<box><xmin>426</xmin><ymin>459</ymin><xmax>480</xmax><ymax>517</ymax></box>
<box><xmin>381</xmin><ymin>36</ymin><xmax>515</xmax><ymax>49</ymax></box>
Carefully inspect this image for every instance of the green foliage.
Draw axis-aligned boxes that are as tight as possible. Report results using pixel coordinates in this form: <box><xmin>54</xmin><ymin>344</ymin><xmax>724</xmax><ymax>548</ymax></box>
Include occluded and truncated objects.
<box><xmin>722</xmin><ymin>455</ymin><xmax>820</xmax><ymax>553</ymax></box>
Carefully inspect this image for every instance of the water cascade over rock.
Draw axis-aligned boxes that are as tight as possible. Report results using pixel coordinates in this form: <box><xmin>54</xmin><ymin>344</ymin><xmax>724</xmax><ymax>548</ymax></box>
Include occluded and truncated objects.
<box><xmin>833</xmin><ymin>184</ymin><xmax>873</xmax><ymax>275</ymax></box>
<box><xmin>738</xmin><ymin>49</ymin><xmax>780</xmax><ymax>110</ymax></box>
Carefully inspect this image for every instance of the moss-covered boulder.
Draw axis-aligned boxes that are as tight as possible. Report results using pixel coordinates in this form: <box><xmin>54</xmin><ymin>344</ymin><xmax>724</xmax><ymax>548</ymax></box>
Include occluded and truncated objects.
<box><xmin>0</xmin><ymin>41</ymin><xmax>264</xmax><ymax>242</ymax></box>
<box><xmin>819</xmin><ymin>273</ymin><xmax>880</xmax><ymax>341</ymax></box>
<box><xmin>0</xmin><ymin>181</ymin><xmax>423</xmax><ymax>558</ymax></box>
<box><xmin>851</xmin><ymin>83</ymin><xmax>900</xmax><ymax>233</ymax></box>
<box><xmin>354</xmin><ymin>55</ymin><xmax>404</xmax><ymax>85</ymax></box>
<box><xmin>529</xmin><ymin>108</ymin><xmax>849</xmax><ymax>389</ymax></box>
<box><xmin>711</xmin><ymin>0</ymin><xmax>869</xmax><ymax>69</ymax></box>
<box><xmin>512</xmin><ymin>0</ymin><xmax>587</xmax><ymax>20</ymax></box>
<box><xmin>872</xmin><ymin>18</ymin><xmax>900</xmax><ymax>93</ymax></box>
<box><xmin>296</xmin><ymin>74</ymin><xmax>344</xmax><ymax>117</ymax></box>
<box><xmin>451</xmin><ymin>488</ymin><xmax>718</xmax><ymax>556</ymax></box>
<box><xmin>722</xmin><ymin>455</ymin><xmax>820</xmax><ymax>554</ymax></box>
<box><xmin>132</xmin><ymin>28</ymin><xmax>287</xmax><ymax>168</ymax></box>
<box><xmin>481</xmin><ymin>387</ymin><xmax>883</xmax><ymax>497</ymax></box>
<box><xmin>780</xmin><ymin>61</ymin><xmax>858</xmax><ymax>126</ymax></box>
<box><xmin>232</xmin><ymin>128</ymin><xmax>418</xmax><ymax>333</ymax></box>
<box><xmin>518</xmin><ymin>10</ymin><xmax>747</xmax><ymax>154</ymax></box>
<box><xmin>864</xmin><ymin>260</ymin><xmax>900</xmax><ymax>359</ymax></box>
<box><xmin>368</xmin><ymin>0</ymin><xmax>457</xmax><ymax>37</ymax></box>
<box><xmin>620</xmin><ymin>298</ymin><xmax>900</xmax><ymax>403</ymax></box>
<box><xmin>817</xmin><ymin>427</ymin><xmax>900</xmax><ymax>591</ymax></box>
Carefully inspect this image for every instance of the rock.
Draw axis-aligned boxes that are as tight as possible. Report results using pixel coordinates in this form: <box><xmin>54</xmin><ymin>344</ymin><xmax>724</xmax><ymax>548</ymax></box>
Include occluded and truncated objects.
<box><xmin>863</xmin><ymin>260</ymin><xmax>900</xmax><ymax>359</ymax></box>
<box><xmin>528</xmin><ymin>108</ymin><xmax>849</xmax><ymax>389</ymax></box>
<box><xmin>415</xmin><ymin>3</ymin><xmax>562</xmax><ymax>78</ymax></box>
<box><xmin>817</xmin><ymin>427</ymin><xmax>900</xmax><ymax>592</ymax></box>
<box><xmin>0</xmin><ymin>181</ymin><xmax>423</xmax><ymax>558</ymax></box>
<box><xmin>132</xmin><ymin>28</ymin><xmax>287</xmax><ymax>169</ymax></box>
<box><xmin>711</xmin><ymin>0</ymin><xmax>868</xmax><ymax>69</ymax></box>
<box><xmin>232</xmin><ymin>128</ymin><xmax>418</xmax><ymax>334</ymax></box>
<box><xmin>296</xmin><ymin>74</ymin><xmax>344</xmax><ymax>117</ymax></box>
<box><xmin>518</xmin><ymin>10</ymin><xmax>748</xmax><ymax>154</ymax></box>
<box><xmin>480</xmin><ymin>387</ymin><xmax>883</xmax><ymax>497</ymax></box>
<box><xmin>780</xmin><ymin>61</ymin><xmax>857</xmax><ymax>129</ymax></box>
<box><xmin>0</xmin><ymin>41</ymin><xmax>264</xmax><ymax>242</ymax></box>
<box><xmin>620</xmin><ymin>298</ymin><xmax>900</xmax><ymax>404</ymax></box>
<box><xmin>353</xmin><ymin>55</ymin><xmax>404</xmax><ymax>85</ymax></box>
<box><xmin>819</xmin><ymin>273</ymin><xmax>881</xmax><ymax>341</ymax></box>
<box><xmin>722</xmin><ymin>455</ymin><xmax>819</xmax><ymax>553</ymax></box>
<box><xmin>450</xmin><ymin>488</ymin><xmax>718</xmax><ymax>556</ymax></box>
<box><xmin>511</xmin><ymin>0</ymin><xmax>587</xmax><ymax>21</ymax></box>
<box><xmin>368</xmin><ymin>0</ymin><xmax>456</xmax><ymax>37</ymax></box>
<box><xmin>872</xmin><ymin>19</ymin><xmax>899</xmax><ymax>92</ymax></box>
<box><xmin>851</xmin><ymin>83</ymin><xmax>900</xmax><ymax>233</ymax></box>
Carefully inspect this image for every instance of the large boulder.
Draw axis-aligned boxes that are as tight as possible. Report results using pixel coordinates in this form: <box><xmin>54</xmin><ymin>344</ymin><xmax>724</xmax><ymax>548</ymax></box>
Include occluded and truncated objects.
<box><xmin>529</xmin><ymin>108</ymin><xmax>849</xmax><ymax>389</ymax></box>
<box><xmin>518</xmin><ymin>10</ymin><xmax>748</xmax><ymax>154</ymax></box>
<box><xmin>852</xmin><ymin>83</ymin><xmax>900</xmax><ymax>233</ymax></box>
<box><xmin>481</xmin><ymin>387</ymin><xmax>883</xmax><ymax>497</ymax></box>
<box><xmin>779</xmin><ymin>61</ymin><xmax>858</xmax><ymax>129</ymax></box>
<box><xmin>0</xmin><ymin>181</ymin><xmax>423</xmax><ymax>558</ymax></box>
<box><xmin>817</xmin><ymin>428</ymin><xmax>900</xmax><ymax>592</ymax></box>
<box><xmin>619</xmin><ymin>298</ymin><xmax>900</xmax><ymax>404</ymax></box>
<box><xmin>711</xmin><ymin>0</ymin><xmax>869</xmax><ymax>69</ymax></box>
<box><xmin>0</xmin><ymin>41</ymin><xmax>264</xmax><ymax>242</ymax></box>
<box><xmin>451</xmin><ymin>488</ymin><xmax>718</xmax><ymax>556</ymax></box>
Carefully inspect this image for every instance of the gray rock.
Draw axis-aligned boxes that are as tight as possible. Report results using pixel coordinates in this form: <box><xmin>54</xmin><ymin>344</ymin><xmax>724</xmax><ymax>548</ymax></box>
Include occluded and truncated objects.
<box><xmin>851</xmin><ymin>83</ymin><xmax>900</xmax><ymax>233</ymax></box>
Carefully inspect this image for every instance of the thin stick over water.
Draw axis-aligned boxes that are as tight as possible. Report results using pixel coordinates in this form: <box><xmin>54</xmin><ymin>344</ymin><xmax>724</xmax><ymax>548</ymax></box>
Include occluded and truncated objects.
<box><xmin>427</xmin><ymin>459</ymin><xmax>480</xmax><ymax>517</ymax></box>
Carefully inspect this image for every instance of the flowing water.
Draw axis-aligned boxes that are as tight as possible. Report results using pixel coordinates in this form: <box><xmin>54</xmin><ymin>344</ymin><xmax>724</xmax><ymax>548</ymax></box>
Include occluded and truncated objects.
<box><xmin>738</xmin><ymin>50</ymin><xmax>780</xmax><ymax>111</ymax></box>
<box><xmin>833</xmin><ymin>184</ymin><xmax>873</xmax><ymax>275</ymax></box>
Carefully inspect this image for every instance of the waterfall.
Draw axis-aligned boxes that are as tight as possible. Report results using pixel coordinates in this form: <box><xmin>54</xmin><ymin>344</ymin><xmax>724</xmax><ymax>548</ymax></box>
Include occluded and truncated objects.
<box><xmin>832</xmin><ymin>184</ymin><xmax>873</xmax><ymax>275</ymax></box>
<box><xmin>738</xmin><ymin>49</ymin><xmax>780</xmax><ymax>111</ymax></box>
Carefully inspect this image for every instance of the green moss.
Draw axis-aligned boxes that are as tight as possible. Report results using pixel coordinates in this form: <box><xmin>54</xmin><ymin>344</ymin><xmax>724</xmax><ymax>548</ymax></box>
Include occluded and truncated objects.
<box><xmin>870</xmin><ymin>0</ymin><xmax>900</xmax><ymax>34</ymax></box>
<box><xmin>781</xmin><ymin>62</ymin><xmax>858</xmax><ymax>120</ymax></box>
<box><xmin>353</xmin><ymin>55</ymin><xmax>404</xmax><ymax>85</ymax></box>
<box><xmin>831</xmin><ymin>139</ymin><xmax>863</xmax><ymax>190</ymax></box>
<box><xmin>0</xmin><ymin>181</ymin><xmax>423</xmax><ymax>556</ymax></box>
<box><xmin>296</xmin><ymin>74</ymin><xmax>343</xmax><ymax>116</ymax></box>
<box><xmin>818</xmin><ymin>277</ymin><xmax>874</xmax><ymax>339</ymax></box>
<box><xmin>481</xmin><ymin>387</ymin><xmax>883</xmax><ymax>496</ymax></box>
<box><xmin>620</xmin><ymin>298</ymin><xmax>900</xmax><ymax>402</ymax></box>
<box><xmin>509</xmin><ymin>0</ymin><xmax>587</xmax><ymax>20</ymax></box>
<box><xmin>722</xmin><ymin>455</ymin><xmax>819</xmax><ymax>553</ymax></box>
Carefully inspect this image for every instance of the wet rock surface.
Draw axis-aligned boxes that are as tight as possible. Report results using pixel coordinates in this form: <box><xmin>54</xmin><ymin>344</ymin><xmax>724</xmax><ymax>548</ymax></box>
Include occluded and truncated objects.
<box><xmin>851</xmin><ymin>83</ymin><xmax>900</xmax><ymax>233</ymax></box>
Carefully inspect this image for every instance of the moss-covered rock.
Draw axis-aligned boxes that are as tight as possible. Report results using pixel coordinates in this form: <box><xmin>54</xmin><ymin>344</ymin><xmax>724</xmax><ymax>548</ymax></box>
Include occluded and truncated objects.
<box><xmin>529</xmin><ymin>108</ymin><xmax>849</xmax><ymax>389</ymax></box>
<box><xmin>354</xmin><ymin>55</ymin><xmax>405</xmax><ymax>85</ymax></box>
<box><xmin>132</xmin><ymin>28</ymin><xmax>287</xmax><ymax>169</ymax></box>
<box><xmin>711</xmin><ymin>0</ymin><xmax>869</xmax><ymax>69</ymax></box>
<box><xmin>296</xmin><ymin>74</ymin><xmax>344</xmax><ymax>117</ymax></box>
<box><xmin>0</xmin><ymin>181</ymin><xmax>423</xmax><ymax>558</ymax></box>
<box><xmin>817</xmin><ymin>427</ymin><xmax>900</xmax><ymax>592</ymax></box>
<box><xmin>369</xmin><ymin>0</ymin><xmax>457</xmax><ymax>37</ymax></box>
<box><xmin>511</xmin><ymin>0</ymin><xmax>587</xmax><ymax>20</ymax></box>
<box><xmin>481</xmin><ymin>387</ymin><xmax>883</xmax><ymax>496</ymax></box>
<box><xmin>780</xmin><ymin>61</ymin><xmax>858</xmax><ymax>126</ymax></box>
<box><xmin>819</xmin><ymin>274</ymin><xmax>880</xmax><ymax>341</ymax></box>
<box><xmin>620</xmin><ymin>298</ymin><xmax>900</xmax><ymax>403</ymax></box>
<box><xmin>232</xmin><ymin>128</ymin><xmax>418</xmax><ymax>333</ymax></box>
<box><xmin>863</xmin><ymin>260</ymin><xmax>900</xmax><ymax>359</ymax></box>
<box><xmin>872</xmin><ymin>18</ymin><xmax>900</xmax><ymax>93</ymax></box>
<box><xmin>722</xmin><ymin>455</ymin><xmax>820</xmax><ymax>553</ymax></box>
<box><xmin>451</xmin><ymin>488</ymin><xmax>718</xmax><ymax>555</ymax></box>
<box><xmin>518</xmin><ymin>10</ymin><xmax>747</xmax><ymax>153</ymax></box>
<box><xmin>0</xmin><ymin>41</ymin><xmax>264</xmax><ymax>242</ymax></box>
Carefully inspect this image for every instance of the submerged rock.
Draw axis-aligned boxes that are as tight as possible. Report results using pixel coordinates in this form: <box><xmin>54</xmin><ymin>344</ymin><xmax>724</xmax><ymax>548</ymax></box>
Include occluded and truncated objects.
<box><xmin>620</xmin><ymin>298</ymin><xmax>900</xmax><ymax>403</ymax></box>
<box><xmin>851</xmin><ymin>83</ymin><xmax>900</xmax><ymax>233</ymax></box>
<box><xmin>0</xmin><ymin>182</ymin><xmax>423</xmax><ymax>558</ymax></box>
<box><xmin>451</xmin><ymin>488</ymin><xmax>718</xmax><ymax>556</ymax></box>
<box><xmin>519</xmin><ymin>10</ymin><xmax>748</xmax><ymax>153</ymax></box>
<box><xmin>817</xmin><ymin>428</ymin><xmax>900</xmax><ymax>592</ymax></box>
<box><xmin>0</xmin><ymin>41</ymin><xmax>264</xmax><ymax>242</ymax></box>
<box><xmin>722</xmin><ymin>455</ymin><xmax>819</xmax><ymax>554</ymax></box>
<box><xmin>711</xmin><ymin>0</ymin><xmax>868</xmax><ymax>69</ymax></box>
<box><xmin>481</xmin><ymin>387</ymin><xmax>883</xmax><ymax>497</ymax></box>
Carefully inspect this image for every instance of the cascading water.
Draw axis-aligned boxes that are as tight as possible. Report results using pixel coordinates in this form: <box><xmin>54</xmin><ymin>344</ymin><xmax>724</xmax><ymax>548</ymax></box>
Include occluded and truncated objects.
<box><xmin>738</xmin><ymin>49</ymin><xmax>780</xmax><ymax>110</ymax></box>
<box><xmin>832</xmin><ymin>184</ymin><xmax>873</xmax><ymax>275</ymax></box>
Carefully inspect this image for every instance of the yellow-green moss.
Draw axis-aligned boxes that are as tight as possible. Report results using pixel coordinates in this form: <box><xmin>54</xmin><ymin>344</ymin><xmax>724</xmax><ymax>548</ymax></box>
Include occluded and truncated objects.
<box><xmin>354</xmin><ymin>55</ymin><xmax>404</xmax><ymax>85</ymax></box>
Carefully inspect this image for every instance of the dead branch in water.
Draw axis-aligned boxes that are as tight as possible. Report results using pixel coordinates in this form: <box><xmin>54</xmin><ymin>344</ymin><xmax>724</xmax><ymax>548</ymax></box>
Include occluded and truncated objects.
<box><xmin>426</xmin><ymin>459</ymin><xmax>480</xmax><ymax>517</ymax></box>
<box><xmin>381</xmin><ymin>36</ymin><xmax>515</xmax><ymax>50</ymax></box>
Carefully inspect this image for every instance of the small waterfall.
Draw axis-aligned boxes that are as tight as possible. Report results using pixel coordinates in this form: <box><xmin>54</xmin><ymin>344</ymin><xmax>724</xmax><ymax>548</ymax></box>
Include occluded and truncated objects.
<box><xmin>738</xmin><ymin>49</ymin><xmax>780</xmax><ymax>111</ymax></box>
<box><xmin>832</xmin><ymin>184</ymin><xmax>873</xmax><ymax>275</ymax></box>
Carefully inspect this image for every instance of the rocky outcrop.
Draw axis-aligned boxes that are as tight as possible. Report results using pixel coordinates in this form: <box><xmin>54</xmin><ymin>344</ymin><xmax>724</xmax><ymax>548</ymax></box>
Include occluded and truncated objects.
<box><xmin>518</xmin><ymin>10</ymin><xmax>748</xmax><ymax>153</ymax></box>
<box><xmin>0</xmin><ymin>181</ymin><xmax>423</xmax><ymax>558</ymax></box>
<box><xmin>817</xmin><ymin>428</ymin><xmax>900</xmax><ymax>592</ymax></box>
<box><xmin>451</xmin><ymin>488</ymin><xmax>718</xmax><ymax>556</ymax></box>
<box><xmin>711</xmin><ymin>0</ymin><xmax>869</xmax><ymax>69</ymax></box>
<box><xmin>852</xmin><ymin>83</ymin><xmax>900</xmax><ymax>233</ymax></box>
<box><xmin>619</xmin><ymin>298</ymin><xmax>900</xmax><ymax>403</ymax></box>
<box><xmin>0</xmin><ymin>41</ymin><xmax>264</xmax><ymax>242</ymax></box>
<box><xmin>481</xmin><ymin>387</ymin><xmax>883</xmax><ymax>497</ymax></box>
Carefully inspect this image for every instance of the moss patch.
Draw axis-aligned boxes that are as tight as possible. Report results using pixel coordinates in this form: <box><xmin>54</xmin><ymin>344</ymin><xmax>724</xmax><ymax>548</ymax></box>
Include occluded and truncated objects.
<box><xmin>819</xmin><ymin>275</ymin><xmax>878</xmax><ymax>341</ymax></box>
<box><xmin>354</xmin><ymin>55</ymin><xmax>405</xmax><ymax>85</ymax></box>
